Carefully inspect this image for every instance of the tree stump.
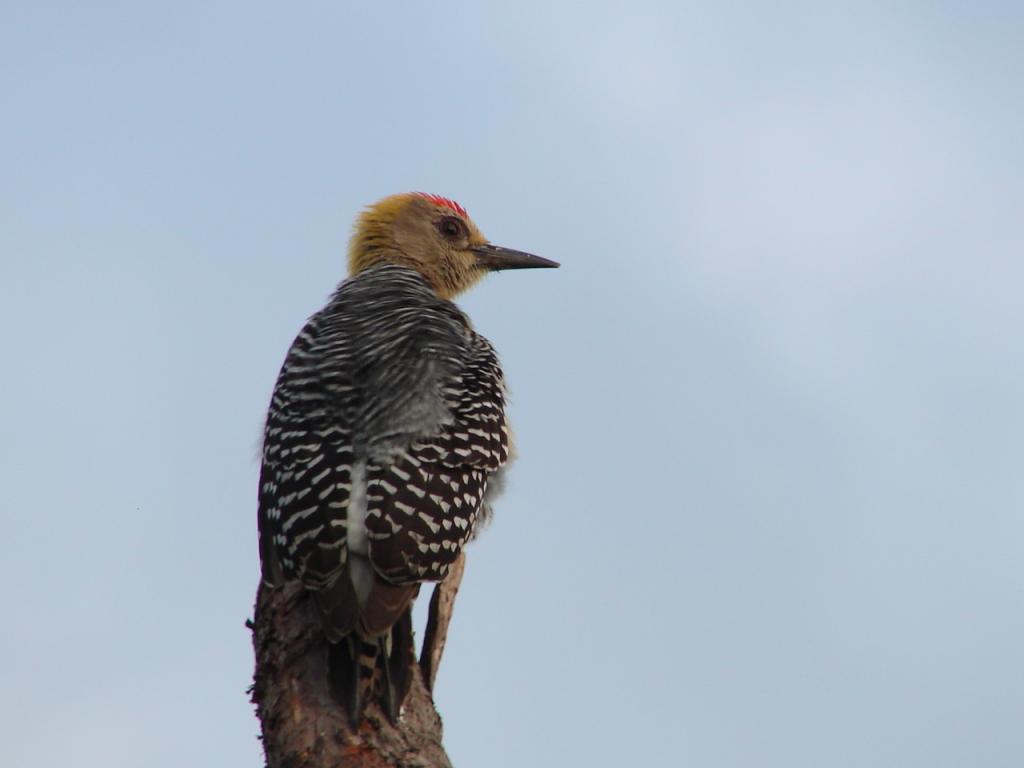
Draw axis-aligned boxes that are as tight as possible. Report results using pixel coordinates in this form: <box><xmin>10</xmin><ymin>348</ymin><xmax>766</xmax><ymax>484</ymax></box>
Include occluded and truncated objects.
<box><xmin>250</xmin><ymin>554</ymin><xmax>466</xmax><ymax>768</ymax></box>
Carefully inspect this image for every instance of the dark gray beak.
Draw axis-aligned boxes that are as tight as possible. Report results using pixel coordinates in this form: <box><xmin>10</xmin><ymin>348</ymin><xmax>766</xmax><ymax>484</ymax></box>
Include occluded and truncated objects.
<box><xmin>473</xmin><ymin>244</ymin><xmax>560</xmax><ymax>271</ymax></box>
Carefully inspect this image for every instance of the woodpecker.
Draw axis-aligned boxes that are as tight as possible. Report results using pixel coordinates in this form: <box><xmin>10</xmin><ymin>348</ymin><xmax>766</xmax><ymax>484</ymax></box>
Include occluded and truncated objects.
<box><xmin>258</xmin><ymin>192</ymin><xmax>558</xmax><ymax>723</ymax></box>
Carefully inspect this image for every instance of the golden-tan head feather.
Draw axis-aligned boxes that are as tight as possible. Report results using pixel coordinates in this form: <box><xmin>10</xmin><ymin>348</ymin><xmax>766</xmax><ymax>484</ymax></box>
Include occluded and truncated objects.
<box><xmin>348</xmin><ymin>192</ymin><xmax>489</xmax><ymax>299</ymax></box>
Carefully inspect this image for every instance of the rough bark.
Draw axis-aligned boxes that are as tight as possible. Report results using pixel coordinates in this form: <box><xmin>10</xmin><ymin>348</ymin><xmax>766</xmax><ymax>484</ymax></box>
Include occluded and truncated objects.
<box><xmin>250</xmin><ymin>558</ymin><xmax>466</xmax><ymax>768</ymax></box>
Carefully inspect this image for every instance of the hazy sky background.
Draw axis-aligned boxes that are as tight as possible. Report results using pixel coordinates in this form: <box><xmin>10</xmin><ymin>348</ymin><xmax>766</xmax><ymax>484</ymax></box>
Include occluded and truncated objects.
<box><xmin>2</xmin><ymin>2</ymin><xmax>1022</xmax><ymax>766</ymax></box>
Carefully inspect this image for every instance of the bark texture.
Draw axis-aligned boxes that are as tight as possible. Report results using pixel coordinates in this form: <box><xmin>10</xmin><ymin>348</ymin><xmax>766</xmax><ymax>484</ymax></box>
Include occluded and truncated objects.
<box><xmin>250</xmin><ymin>557</ymin><xmax>466</xmax><ymax>768</ymax></box>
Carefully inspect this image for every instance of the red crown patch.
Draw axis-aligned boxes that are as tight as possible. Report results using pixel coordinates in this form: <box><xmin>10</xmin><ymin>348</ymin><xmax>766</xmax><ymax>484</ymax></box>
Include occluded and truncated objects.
<box><xmin>416</xmin><ymin>192</ymin><xmax>468</xmax><ymax>218</ymax></box>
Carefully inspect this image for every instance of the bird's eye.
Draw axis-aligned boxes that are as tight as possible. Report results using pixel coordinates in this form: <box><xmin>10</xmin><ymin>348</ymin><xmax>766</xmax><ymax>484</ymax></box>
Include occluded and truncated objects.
<box><xmin>437</xmin><ymin>217</ymin><xmax>464</xmax><ymax>239</ymax></box>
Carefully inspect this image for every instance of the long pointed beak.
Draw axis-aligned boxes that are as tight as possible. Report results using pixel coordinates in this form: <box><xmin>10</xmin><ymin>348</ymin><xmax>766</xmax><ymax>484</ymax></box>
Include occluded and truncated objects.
<box><xmin>473</xmin><ymin>244</ymin><xmax>560</xmax><ymax>271</ymax></box>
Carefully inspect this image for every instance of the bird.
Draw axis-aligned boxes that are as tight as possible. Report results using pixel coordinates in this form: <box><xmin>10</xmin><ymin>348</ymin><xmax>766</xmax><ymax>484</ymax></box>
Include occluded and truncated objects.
<box><xmin>258</xmin><ymin>192</ymin><xmax>558</xmax><ymax>724</ymax></box>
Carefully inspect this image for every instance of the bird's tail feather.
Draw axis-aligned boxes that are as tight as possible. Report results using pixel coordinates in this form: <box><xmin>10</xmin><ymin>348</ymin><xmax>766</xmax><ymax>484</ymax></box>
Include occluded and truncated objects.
<box><xmin>386</xmin><ymin>607</ymin><xmax>415</xmax><ymax>718</ymax></box>
<box><xmin>327</xmin><ymin>635</ymin><xmax>376</xmax><ymax>726</ymax></box>
<box><xmin>327</xmin><ymin>606</ymin><xmax>416</xmax><ymax>725</ymax></box>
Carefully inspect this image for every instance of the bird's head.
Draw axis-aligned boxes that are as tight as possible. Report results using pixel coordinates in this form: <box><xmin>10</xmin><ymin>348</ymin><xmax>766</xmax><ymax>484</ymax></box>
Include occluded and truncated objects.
<box><xmin>347</xmin><ymin>192</ymin><xmax>558</xmax><ymax>298</ymax></box>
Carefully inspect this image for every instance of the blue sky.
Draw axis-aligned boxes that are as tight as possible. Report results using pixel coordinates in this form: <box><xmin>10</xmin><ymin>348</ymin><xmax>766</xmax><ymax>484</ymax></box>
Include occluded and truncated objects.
<box><xmin>2</xmin><ymin>2</ymin><xmax>1022</xmax><ymax>766</ymax></box>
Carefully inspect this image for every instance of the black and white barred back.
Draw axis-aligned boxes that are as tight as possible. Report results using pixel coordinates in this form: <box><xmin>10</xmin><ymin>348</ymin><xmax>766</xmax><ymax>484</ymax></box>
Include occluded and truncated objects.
<box><xmin>258</xmin><ymin>264</ymin><xmax>511</xmax><ymax>637</ymax></box>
